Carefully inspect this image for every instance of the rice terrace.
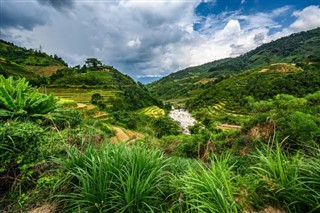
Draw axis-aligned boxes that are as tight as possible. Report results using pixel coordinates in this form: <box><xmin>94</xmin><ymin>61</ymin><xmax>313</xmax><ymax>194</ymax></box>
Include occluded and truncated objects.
<box><xmin>1</xmin><ymin>1</ymin><xmax>320</xmax><ymax>213</ymax></box>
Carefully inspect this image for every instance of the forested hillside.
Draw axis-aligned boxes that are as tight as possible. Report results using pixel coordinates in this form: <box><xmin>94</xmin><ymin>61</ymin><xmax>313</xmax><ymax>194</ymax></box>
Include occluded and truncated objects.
<box><xmin>148</xmin><ymin>27</ymin><xmax>320</xmax><ymax>101</ymax></box>
<box><xmin>188</xmin><ymin>61</ymin><xmax>320</xmax><ymax>111</ymax></box>
<box><xmin>0</xmin><ymin>40</ymin><xmax>67</xmax><ymax>79</ymax></box>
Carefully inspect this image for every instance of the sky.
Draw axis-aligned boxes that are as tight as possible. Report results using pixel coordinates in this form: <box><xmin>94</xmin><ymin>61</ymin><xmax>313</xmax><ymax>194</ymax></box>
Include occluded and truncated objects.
<box><xmin>1</xmin><ymin>0</ymin><xmax>320</xmax><ymax>83</ymax></box>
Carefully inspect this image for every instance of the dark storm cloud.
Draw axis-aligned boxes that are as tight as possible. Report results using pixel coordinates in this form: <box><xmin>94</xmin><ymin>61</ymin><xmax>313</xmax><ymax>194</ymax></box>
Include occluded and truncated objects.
<box><xmin>0</xmin><ymin>1</ymin><xmax>51</xmax><ymax>30</ymax></box>
<box><xmin>37</xmin><ymin>0</ymin><xmax>74</xmax><ymax>10</ymax></box>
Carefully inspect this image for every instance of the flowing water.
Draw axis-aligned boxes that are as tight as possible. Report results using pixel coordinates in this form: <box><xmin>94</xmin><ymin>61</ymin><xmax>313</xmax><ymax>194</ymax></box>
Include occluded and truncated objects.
<box><xmin>169</xmin><ymin>108</ymin><xmax>196</xmax><ymax>134</ymax></box>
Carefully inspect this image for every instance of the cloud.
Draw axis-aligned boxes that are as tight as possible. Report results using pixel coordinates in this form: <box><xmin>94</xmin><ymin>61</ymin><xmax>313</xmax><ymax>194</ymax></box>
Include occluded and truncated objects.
<box><xmin>290</xmin><ymin>5</ymin><xmax>320</xmax><ymax>32</ymax></box>
<box><xmin>0</xmin><ymin>1</ymin><xmax>52</xmax><ymax>30</ymax></box>
<box><xmin>127</xmin><ymin>39</ymin><xmax>142</xmax><ymax>48</ymax></box>
<box><xmin>37</xmin><ymin>0</ymin><xmax>74</xmax><ymax>10</ymax></box>
<box><xmin>1</xmin><ymin>2</ymin><xmax>319</xmax><ymax>80</ymax></box>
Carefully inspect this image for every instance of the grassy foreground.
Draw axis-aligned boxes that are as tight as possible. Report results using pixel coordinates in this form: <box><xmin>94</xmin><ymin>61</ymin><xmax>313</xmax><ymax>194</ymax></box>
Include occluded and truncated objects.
<box><xmin>52</xmin><ymin>142</ymin><xmax>320</xmax><ymax>213</ymax></box>
<box><xmin>1</xmin><ymin>76</ymin><xmax>319</xmax><ymax>213</ymax></box>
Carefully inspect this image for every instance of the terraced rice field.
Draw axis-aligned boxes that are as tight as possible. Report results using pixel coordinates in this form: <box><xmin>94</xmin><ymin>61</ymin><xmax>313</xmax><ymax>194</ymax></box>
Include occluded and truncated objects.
<box><xmin>46</xmin><ymin>88</ymin><xmax>121</xmax><ymax>103</ymax></box>
<box><xmin>210</xmin><ymin>101</ymin><xmax>246</xmax><ymax>117</ymax></box>
<box><xmin>139</xmin><ymin>105</ymin><xmax>165</xmax><ymax>117</ymax></box>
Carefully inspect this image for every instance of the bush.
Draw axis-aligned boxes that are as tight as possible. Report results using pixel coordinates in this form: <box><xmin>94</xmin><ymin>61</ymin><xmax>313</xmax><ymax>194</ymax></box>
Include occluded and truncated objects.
<box><xmin>277</xmin><ymin>111</ymin><xmax>320</xmax><ymax>148</ymax></box>
<box><xmin>152</xmin><ymin>116</ymin><xmax>181</xmax><ymax>138</ymax></box>
<box><xmin>0</xmin><ymin>121</ymin><xmax>45</xmax><ymax>193</ymax></box>
<box><xmin>50</xmin><ymin>108</ymin><xmax>83</xmax><ymax>130</ymax></box>
<box><xmin>160</xmin><ymin>132</ymin><xmax>211</xmax><ymax>158</ymax></box>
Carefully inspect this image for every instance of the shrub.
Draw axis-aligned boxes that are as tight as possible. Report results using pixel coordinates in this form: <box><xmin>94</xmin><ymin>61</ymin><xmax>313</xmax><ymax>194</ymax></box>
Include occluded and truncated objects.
<box><xmin>277</xmin><ymin>111</ymin><xmax>320</xmax><ymax>148</ymax></box>
<box><xmin>0</xmin><ymin>121</ymin><xmax>45</xmax><ymax>193</ymax></box>
<box><xmin>160</xmin><ymin>133</ymin><xmax>211</xmax><ymax>158</ymax></box>
<box><xmin>152</xmin><ymin>116</ymin><xmax>181</xmax><ymax>138</ymax></box>
<box><xmin>50</xmin><ymin>108</ymin><xmax>83</xmax><ymax>130</ymax></box>
<box><xmin>90</xmin><ymin>93</ymin><xmax>103</xmax><ymax>105</ymax></box>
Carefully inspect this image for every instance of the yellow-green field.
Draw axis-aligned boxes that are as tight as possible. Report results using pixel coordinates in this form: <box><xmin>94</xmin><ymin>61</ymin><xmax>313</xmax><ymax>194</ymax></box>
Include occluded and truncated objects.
<box><xmin>56</xmin><ymin>98</ymin><xmax>77</xmax><ymax>107</ymax></box>
<box><xmin>26</xmin><ymin>65</ymin><xmax>65</xmax><ymax>77</ymax></box>
<box><xmin>46</xmin><ymin>88</ymin><xmax>122</xmax><ymax>103</ymax></box>
<box><xmin>139</xmin><ymin>106</ymin><xmax>165</xmax><ymax>118</ymax></box>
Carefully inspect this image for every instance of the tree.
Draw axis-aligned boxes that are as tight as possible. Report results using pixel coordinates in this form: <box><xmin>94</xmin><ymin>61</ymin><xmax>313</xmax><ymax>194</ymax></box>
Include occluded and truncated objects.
<box><xmin>152</xmin><ymin>116</ymin><xmax>181</xmax><ymax>138</ymax></box>
<box><xmin>85</xmin><ymin>58</ymin><xmax>102</xmax><ymax>70</ymax></box>
<box><xmin>265</xmin><ymin>57</ymin><xmax>271</xmax><ymax>65</ymax></box>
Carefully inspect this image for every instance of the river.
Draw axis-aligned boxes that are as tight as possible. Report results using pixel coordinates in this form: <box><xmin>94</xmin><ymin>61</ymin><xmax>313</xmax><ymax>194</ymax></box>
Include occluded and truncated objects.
<box><xmin>169</xmin><ymin>108</ymin><xmax>196</xmax><ymax>135</ymax></box>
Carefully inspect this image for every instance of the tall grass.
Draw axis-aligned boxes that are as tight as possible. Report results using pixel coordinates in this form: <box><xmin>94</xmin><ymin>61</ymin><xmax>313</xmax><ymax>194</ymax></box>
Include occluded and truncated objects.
<box><xmin>251</xmin><ymin>143</ymin><xmax>320</xmax><ymax>212</ymax></box>
<box><xmin>299</xmin><ymin>156</ymin><xmax>320</xmax><ymax>212</ymax></box>
<box><xmin>177</xmin><ymin>154</ymin><xmax>238</xmax><ymax>213</ymax></box>
<box><xmin>54</xmin><ymin>141</ymin><xmax>320</xmax><ymax>213</ymax></box>
<box><xmin>56</xmin><ymin>143</ymin><xmax>169</xmax><ymax>212</ymax></box>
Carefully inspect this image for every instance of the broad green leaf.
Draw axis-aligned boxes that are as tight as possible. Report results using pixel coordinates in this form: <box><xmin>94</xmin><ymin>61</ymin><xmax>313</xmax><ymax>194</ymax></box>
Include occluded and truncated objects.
<box><xmin>0</xmin><ymin>86</ymin><xmax>16</xmax><ymax>111</ymax></box>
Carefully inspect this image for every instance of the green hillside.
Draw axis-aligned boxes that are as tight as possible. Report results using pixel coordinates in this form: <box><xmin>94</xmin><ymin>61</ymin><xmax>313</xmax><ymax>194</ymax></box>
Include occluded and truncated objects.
<box><xmin>188</xmin><ymin>61</ymin><xmax>320</xmax><ymax>112</ymax></box>
<box><xmin>0</xmin><ymin>40</ymin><xmax>160</xmax><ymax>111</ymax></box>
<box><xmin>0</xmin><ymin>39</ymin><xmax>67</xmax><ymax>78</ymax></box>
<box><xmin>148</xmin><ymin>27</ymin><xmax>320</xmax><ymax>102</ymax></box>
<box><xmin>48</xmin><ymin>64</ymin><xmax>161</xmax><ymax>111</ymax></box>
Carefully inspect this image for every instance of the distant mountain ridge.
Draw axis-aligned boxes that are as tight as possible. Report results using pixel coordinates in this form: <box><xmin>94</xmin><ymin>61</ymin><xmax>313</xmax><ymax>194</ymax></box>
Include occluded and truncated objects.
<box><xmin>148</xmin><ymin>27</ymin><xmax>320</xmax><ymax>101</ymax></box>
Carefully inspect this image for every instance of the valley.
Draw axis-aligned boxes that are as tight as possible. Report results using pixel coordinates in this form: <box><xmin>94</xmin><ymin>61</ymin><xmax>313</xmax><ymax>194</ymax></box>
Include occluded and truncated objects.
<box><xmin>1</xmin><ymin>28</ymin><xmax>320</xmax><ymax>213</ymax></box>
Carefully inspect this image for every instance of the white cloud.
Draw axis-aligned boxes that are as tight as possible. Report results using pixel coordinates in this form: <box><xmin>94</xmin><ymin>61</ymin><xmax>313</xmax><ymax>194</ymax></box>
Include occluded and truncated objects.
<box><xmin>127</xmin><ymin>39</ymin><xmax>142</xmax><ymax>48</ymax></box>
<box><xmin>290</xmin><ymin>5</ymin><xmax>320</xmax><ymax>32</ymax></box>
<box><xmin>1</xmin><ymin>2</ymin><xmax>319</xmax><ymax>80</ymax></box>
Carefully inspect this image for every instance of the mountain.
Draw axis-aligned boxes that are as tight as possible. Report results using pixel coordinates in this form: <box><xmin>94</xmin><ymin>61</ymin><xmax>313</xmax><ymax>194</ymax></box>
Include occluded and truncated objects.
<box><xmin>0</xmin><ymin>40</ymin><xmax>161</xmax><ymax>111</ymax></box>
<box><xmin>49</xmin><ymin>64</ymin><xmax>161</xmax><ymax>110</ymax></box>
<box><xmin>0</xmin><ymin>39</ymin><xmax>67</xmax><ymax>78</ymax></box>
<box><xmin>148</xmin><ymin>27</ymin><xmax>320</xmax><ymax>102</ymax></box>
<box><xmin>188</xmin><ymin>62</ymin><xmax>320</xmax><ymax>113</ymax></box>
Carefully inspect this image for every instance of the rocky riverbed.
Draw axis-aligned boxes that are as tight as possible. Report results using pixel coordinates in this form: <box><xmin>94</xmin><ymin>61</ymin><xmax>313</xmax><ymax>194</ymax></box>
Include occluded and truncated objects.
<box><xmin>169</xmin><ymin>108</ymin><xmax>196</xmax><ymax>134</ymax></box>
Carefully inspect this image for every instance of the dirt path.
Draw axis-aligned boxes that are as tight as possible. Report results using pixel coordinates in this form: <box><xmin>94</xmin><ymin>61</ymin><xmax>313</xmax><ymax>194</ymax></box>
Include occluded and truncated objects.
<box><xmin>77</xmin><ymin>103</ymin><xmax>95</xmax><ymax>110</ymax></box>
<box><xmin>109</xmin><ymin>126</ymin><xmax>144</xmax><ymax>143</ymax></box>
<box><xmin>76</xmin><ymin>103</ymin><xmax>86</xmax><ymax>108</ymax></box>
<box><xmin>28</xmin><ymin>204</ymin><xmax>56</xmax><ymax>213</ymax></box>
<box><xmin>217</xmin><ymin>124</ymin><xmax>241</xmax><ymax>131</ymax></box>
<box><xmin>110</xmin><ymin>127</ymin><xmax>130</xmax><ymax>143</ymax></box>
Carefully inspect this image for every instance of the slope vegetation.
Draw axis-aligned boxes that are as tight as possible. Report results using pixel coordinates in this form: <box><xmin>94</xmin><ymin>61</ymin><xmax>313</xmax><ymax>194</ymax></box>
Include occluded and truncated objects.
<box><xmin>0</xmin><ymin>40</ymin><xmax>67</xmax><ymax>78</ymax></box>
<box><xmin>148</xmin><ymin>27</ymin><xmax>320</xmax><ymax>102</ymax></box>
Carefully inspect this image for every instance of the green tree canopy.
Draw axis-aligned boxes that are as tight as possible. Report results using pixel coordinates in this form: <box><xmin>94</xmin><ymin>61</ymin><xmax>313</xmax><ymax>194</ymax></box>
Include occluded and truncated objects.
<box><xmin>85</xmin><ymin>58</ymin><xmax>102</xmax><ymax>70</ymax></box>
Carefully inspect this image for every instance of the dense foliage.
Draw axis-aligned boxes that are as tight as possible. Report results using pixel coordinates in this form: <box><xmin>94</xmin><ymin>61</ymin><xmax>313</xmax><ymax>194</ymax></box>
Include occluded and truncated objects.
<box><xmin>0</xmin><ymin>39</ymin><xmax>66</xmax><ymax>79</ymax></box>
<box><xmin>0</xmin><ymin>76</ymin><xmax>58</xmax><ymax>120</ymax></box>
<box><xmin>187</xmin><ymin>62</ymin><xmax>320</xmax><ymax>111</ymax></box>
<box><xmin>0</xmin><ymin>40</ymin><xmax>67</xmax><ymax>67</ymax></box>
